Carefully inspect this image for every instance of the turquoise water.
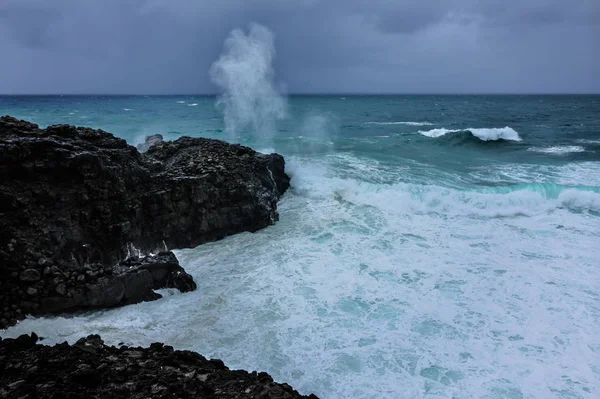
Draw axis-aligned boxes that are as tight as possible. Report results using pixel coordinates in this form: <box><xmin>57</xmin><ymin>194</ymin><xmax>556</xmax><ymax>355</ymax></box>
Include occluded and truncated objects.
<box><xmin>2</xmin><ymin>95</ymin><xmax>600</xmax><ymax>398</ymax></box>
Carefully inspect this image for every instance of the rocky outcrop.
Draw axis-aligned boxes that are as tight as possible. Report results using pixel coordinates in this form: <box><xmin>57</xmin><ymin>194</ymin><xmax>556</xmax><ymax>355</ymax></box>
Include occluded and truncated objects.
<box><xmin>0</xmin><ymin>116</ymin><xmax>290</xmax><ymax>328</ymax></box>
<box><xmin>37</xmin><ymin>251</ymin><xmax>196</xmax><ymax>314</ymax></box>
<box><xmin>0</xmin><ymin>333</ymin><xmax>319</xmax><ymax>398</ymax></box>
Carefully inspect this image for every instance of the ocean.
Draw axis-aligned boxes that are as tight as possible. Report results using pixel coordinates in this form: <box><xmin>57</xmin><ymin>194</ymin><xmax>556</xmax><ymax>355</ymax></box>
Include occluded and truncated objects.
<box><xmin>1</xmin><ymin>94</ymin><xmax>600</xmax><ymax>398</ymax></box>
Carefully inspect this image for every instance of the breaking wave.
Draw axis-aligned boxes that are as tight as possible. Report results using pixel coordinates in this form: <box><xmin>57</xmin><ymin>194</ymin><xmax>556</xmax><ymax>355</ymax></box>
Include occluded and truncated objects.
<box><xmin>366</xmin><ymin>121</ymin><xmax>434</xmax><ymax>126</ymax></box>
<box><xmin>288</xmin><ymin>161</ymin><xmax>600</xmax><ymax>217</ymax></box>
<box><xmin>418</xmin><ymin>127</ymin><xmax>521</xmax><ymax>141</ymax></box>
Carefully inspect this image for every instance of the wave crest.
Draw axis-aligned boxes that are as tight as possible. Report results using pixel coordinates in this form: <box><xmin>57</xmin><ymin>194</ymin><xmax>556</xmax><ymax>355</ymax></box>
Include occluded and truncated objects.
<box><xmin>288</xmin><ymin>159</ymin><xmax>599</xmax><ymax>218</ymax></box>
<box><xmin>366</xmin><ymin>121</ymin><xmax>434</xmax><ymax>126</ymax></box>
<box><xmin>418</xmin><ymin>127</ymin><xmax>521</xmax><ymax>141</ymax></box>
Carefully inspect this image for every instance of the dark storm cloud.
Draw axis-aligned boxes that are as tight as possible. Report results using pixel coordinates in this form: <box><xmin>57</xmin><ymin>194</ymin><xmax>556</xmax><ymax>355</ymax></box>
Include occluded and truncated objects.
<box><xmin>0</xmin><ymin>0</ymin><xmax>598</xmax><ymax>94</ymax></box>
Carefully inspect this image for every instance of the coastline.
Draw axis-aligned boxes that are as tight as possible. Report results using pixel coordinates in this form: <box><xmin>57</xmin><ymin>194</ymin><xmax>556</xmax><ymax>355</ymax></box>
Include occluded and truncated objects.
<box><xmin>0</xmin><ymin>116</ymin><xmax>315</xmax><ymax>397</ymax></box>
<box><xmin>0</xmin><ymin>333</ymin><xmax>318</xmax><ymax>398</ymax></box>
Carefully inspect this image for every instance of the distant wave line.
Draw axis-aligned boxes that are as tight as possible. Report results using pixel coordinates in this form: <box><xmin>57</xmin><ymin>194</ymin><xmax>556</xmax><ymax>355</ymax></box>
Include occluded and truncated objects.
<box><xmin>366</xmin><ymin>121</ymin><xmax>434</xmax><ymax>126</ymax></box>
<box><xmin>418</xmin><ymin>126</ymin><xmax>521</xmax><ymax>141</ymax></box>
<box><xmin>527</xmin><ymin>146</ymin><xmax>585</xmax><ymax>154</ymax></box>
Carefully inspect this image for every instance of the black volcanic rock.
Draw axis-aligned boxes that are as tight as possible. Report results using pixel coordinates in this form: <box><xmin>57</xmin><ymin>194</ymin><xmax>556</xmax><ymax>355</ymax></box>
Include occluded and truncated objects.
<box><xmin>36</xmin><ymin>251</ymin><xmax>196</xmax><ymax>314</ymax></box>
<box><xmin>0</xmin><ymin>334</ymin><xmax>319</xmax><ymax>399</ymax></box>
<box><xmin>0</xmin><ymin>116</ymin><xmax>290</xmax><ymax>328</ymax></box>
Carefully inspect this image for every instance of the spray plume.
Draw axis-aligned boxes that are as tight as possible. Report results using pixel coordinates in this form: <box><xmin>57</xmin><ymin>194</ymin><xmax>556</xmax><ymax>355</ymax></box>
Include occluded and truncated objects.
<box><xmin>210</xmin><ymin>23</ymin><xmax>287</xmax><ymax>143</ymax></box>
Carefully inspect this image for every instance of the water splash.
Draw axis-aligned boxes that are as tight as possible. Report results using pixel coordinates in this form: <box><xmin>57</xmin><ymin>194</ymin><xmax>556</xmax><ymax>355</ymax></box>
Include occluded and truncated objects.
<box><xmin>210</xmin><ymin>23</ymin><xmax>287</xmax><ymax>144</ymax></box>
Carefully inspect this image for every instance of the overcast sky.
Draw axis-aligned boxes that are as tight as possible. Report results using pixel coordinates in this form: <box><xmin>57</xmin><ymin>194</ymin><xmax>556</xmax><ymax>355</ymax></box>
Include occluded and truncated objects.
<box><xmin>0</xmin><ymin>0</ymin><xmax>598</xmax><ymax>94</ymax></box>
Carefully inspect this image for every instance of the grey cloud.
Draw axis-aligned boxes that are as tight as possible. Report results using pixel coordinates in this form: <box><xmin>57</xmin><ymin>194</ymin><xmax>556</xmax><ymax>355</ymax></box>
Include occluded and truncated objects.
<box><xmin>0</xmin><ymin>2</ymin><xmax>60</xmax><ymax>48</ymax></box>
<box><xmin>0</xmin><ymin>0</ymin><xmax>598</xmax><ymax>94</ymax></box>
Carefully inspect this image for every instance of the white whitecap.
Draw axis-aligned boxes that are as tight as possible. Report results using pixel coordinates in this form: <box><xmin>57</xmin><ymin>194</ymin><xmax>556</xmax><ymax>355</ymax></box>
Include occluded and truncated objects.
<box><xmin>418</xmin><ymin>126</ymin><xmax>521</xmax><ymax>141</ymax></box>
<box><xmin>558</xmin><ymin>189</ymin><xmax>600</xmax><ymax>212</ymax></box>
<box><xmin>366</xmin><ymin>121</ymin><xmax>434</xmax><ymax>126</ymax></box>
<box><xmin>124</xmin><ymin>108</ymin><xmax>132</xmax><ymax>111</ymax></box>
<box><xmin>176</xmin><ymin>101</ymin><xmax>186</xmax><ymax>104</ymax></box>
<box><xmin>575</xmin><ymin>139</ymin><xmax>600</xmax><ymax>145</ymax></box>
<box><xmin>527</xmin><ymin>146</ymin><xmax>585</xmax><ymax>155</ymax></box>
<box><xmin>188</xmin><ymin>103</ymin><xmax>199</xmax><ymax>107</ymax></box>
<box><xmin>418</xmin><ymin>128</ymin><xmax>462</xmax><ymax>138</ymax></box>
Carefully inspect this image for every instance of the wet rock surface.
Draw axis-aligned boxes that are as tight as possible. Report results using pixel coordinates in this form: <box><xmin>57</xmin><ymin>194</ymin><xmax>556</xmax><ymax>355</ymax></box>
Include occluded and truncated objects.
<box><xmin>0</xmin><ymin>116</ymin><xmax>290</xmax><ymax>328</ymax></box>
<box><xmin>0</xmin><ymin>334</ymin><xmax>318</xmax><ymax>399</ymax></box>
<box><xmin>36</xmin><ymin>251</ymin><xmax>196</xmax><ymax>314</ymax></box>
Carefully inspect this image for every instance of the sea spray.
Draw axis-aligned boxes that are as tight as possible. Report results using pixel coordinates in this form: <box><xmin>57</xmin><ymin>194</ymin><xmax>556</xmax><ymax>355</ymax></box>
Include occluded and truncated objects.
<box><xmin>297</xmin><ymin>113</ymin><xmax>339</xmax><ymax>154</ymax></box>
<box><xmin>210</xmin><ymin>23</ymin><xmax>287</xmax><ymax>143</ymax></box>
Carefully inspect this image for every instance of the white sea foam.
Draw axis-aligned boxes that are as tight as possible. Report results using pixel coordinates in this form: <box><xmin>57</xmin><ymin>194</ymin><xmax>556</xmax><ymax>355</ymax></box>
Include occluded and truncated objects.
<box><xmin>419</xmin><ymin>126</ymin><xmax>522</xmax><ymax>141</ymax></box>
<box><xmin>527</xmin><ymin>146</ymin><xmax>585</xmax><ymax>154</ymax></box>
<box><xmin>176</xmin><ymin>101</ymin><xmax>186</xmax><ymax>104</ymax></box>
<box><xmin>3</xmin><ymin>153</ymin><xmax>598</xmax><ymax>399</ymax></box>
<box><xmin>6</xmin><ymin>158</ymin><xmax>599</xmax><ymax>398</ymax></box>
<box><xmin>366</xmin><ymin>121</ymin><xmax>434</xmax><ymax>126</ymax></box>
<box><xmin>418</xmin><ymin>127</ymin><xmax>461</xmax><ymax>137</ymax></box>
<box><xmin>123</xmin><ymin>108</ymin><xmax>132</xmax><ymax>111</ymax></box>
<box><xmin>555</xmin><ymin>162</ymin><xmax>600</xmax><ymax>186</ymax></box>
<box><xmin>294</xmin><ymin>167</ymin><xmax>600</xmax><ymax>217</ymax></box>
<box><xmin>188</xmin><ymin>103</ymin><xmax>199</xmax><ymax>107</ymax></box>
<box><xmin>558</xmin><ymin>189</ymin><xmax>600</xmax><ymax>211</ymax></box>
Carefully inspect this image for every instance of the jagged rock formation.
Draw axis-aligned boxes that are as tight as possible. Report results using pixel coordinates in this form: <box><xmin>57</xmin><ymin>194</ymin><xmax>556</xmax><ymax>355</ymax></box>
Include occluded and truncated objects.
<box><xmin>0</xmin><ymin>116</ymin><xmax>290</xmax><ymax>328</ymax></box>
<box><xmin>0</xmin><ymin>333</ymin><xmax>318</xmax><ymax>398</ymax></box>
<box><xmin>37</xmin><ymin>251</ymin><xmax>196</xmax><ymax>314</ymax></box>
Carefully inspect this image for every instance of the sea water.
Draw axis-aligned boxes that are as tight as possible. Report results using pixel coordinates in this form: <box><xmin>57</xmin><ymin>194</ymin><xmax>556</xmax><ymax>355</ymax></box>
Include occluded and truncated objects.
<box><xmin>1</xmin><ymin>95</ymin><xmax>599</xmax><ymax>398</ymax></box>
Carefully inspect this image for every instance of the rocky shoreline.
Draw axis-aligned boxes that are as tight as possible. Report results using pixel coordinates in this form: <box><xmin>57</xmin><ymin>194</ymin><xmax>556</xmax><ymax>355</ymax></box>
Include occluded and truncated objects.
<box><xmin>0</xmin><ymin>116</ymin><xmax>316</xmax><ymax>398</ymax></box>
<box><xmin>0</xmin><ymin>333</ymin><xmax>317</xmax><ymax>398</ymax></box>
<box><xmin>0</xmin><ymin>115</ymin><xmax>289</xmax><ymax>327</ymax></box>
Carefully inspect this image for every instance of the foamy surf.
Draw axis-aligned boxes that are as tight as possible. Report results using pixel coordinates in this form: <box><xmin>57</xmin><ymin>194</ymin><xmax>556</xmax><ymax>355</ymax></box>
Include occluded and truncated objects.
<box><xmin>2</xmin><ymin>93</ymin><xmax>598</xmax><ymax>399</ymax></box>
<box><xmin>287</xmin><ymin>156</ymin><xmax>600</xmax><ymax>217</ymax></box>
<box><xmin>331</xmin><ymin>179</ymin><xmax>600</xmax><ymax>217</ymax></box>
<box><xmin>527</xmin><ymin>146</ymin><xmax>585</xmax><ymax>154</ymax></box>
<box><xmin>418</xmin><ymin>126</ymin><xmax>521</xmax><ymax>141</ymax></box>
<box><xmin>8</xmin><ymin>153</ymin><xmax>598</xmax><ymax>399</ymax></box>
<box><xmin>188</xmin><ymin>103</ymin><xmax>199</xmax><ymax>107</ymax></box>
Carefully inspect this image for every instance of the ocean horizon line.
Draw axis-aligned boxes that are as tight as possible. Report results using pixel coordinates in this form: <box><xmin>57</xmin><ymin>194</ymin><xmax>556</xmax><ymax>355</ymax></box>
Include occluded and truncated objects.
<box><xmin>1</xmin><ymin>92</ymin><xmax>599</xmax><ymax>97</ymax></box>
